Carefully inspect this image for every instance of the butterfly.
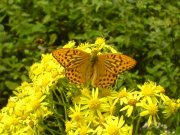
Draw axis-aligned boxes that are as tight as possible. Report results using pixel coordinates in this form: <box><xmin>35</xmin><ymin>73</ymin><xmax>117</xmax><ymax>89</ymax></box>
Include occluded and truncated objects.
<box><xmin>52</xmin><ymin>48</ymin><xmax>136</xmax><ymax>88</ymax></box>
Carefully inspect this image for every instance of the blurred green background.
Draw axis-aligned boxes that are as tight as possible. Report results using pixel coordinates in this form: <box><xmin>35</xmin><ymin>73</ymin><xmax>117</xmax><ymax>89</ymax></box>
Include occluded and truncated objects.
<box><xmin>0</xmin><ymin>0</ymin><xmax>179</xmax><ymax>110</ymax></box>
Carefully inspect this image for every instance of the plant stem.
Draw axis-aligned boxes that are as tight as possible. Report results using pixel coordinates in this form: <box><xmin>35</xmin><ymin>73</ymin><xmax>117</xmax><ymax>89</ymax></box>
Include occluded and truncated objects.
<box><xmin>134</xmin><ymin>116</ymin><xmax>141</xmax><ymax>135</ymax></box>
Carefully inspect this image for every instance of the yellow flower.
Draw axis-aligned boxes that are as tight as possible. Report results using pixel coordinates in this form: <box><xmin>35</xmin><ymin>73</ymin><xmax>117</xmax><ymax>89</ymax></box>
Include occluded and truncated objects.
<box><xmin>92</xmin><ymin>115</ymin><xmax>106</xmax><ymax>128</ymax></box>
<box><xmin>14</xmin><ymin>82</ymin><xmax>34</xmax><ymax>97</ymax></box>
<box><xmin>120</xmin><ymin>91</ymin><xmax>141</xmax><ymax>117</ymax></box>
<box><xmin>67</xmin><ymin>124</ymin><xmax>94</xmax><ymax>135</ymax></box>
<box><xmin>66</xmin><ymin>119</ymin><xmax>93</xmax><ymax>135</ymax></box>
<box><xmin>107</xmin><ymin>98</ymin><xmax>116</xmax><ymax>115</ymax></box>
<box><xmin>95</xmin><ymin>37</ymin><xmax>105</xmax><ymax>45</ymax></box>
<box><xmin>112</xmin><ymin>88</ymin><xmax>129</xmax><ymax>105</ymax></box>
<box><xmin>30</xmin><ymin>54</ymin><xmax>64</xmax><ymax>87</ymax></box>
<box><xmin>0</xmin><ymin>53</ymin><xmax>59</xmax><ymax>134</ymax></box>
<box><xmin>77</xmin><ymin>125</ymin><xmax>94</xmax><ymax>135</ymax></box>
<box><xmin>63</xmin><ymin>41</ymin><xmax>76</xmax><ymax>48</ymax></box>
<box><xmin>77</xmin><ymin>43</ymin><xmax>92</xmax><ymax>53</ymax></box>
<box><xmin>67</xmin><ymin>130</ymin><xmax>79</xmax><ymax>135</ymax></box>
<box><xmin>138</xmin><ymin>81</ymin><xmax>160</xmax><ymax>103</ymax></box>
<box><xmin>161</xmin><ymin>95</ymin><xmax>178</xmax><ymax>118</ymax></box>
<box><xmin>103</xmin><ymin>116</ymin><xmax>128</xmax><ymax>135</ymax></box>
<box><xmin>6</xmin><ymin>97</ymin><xmax>17</xmax><ymax>114</ymax></box>
<box><xmin>94</xmin><ymin>125</ymin><xmax>104</xmax><ymax>135</ymax></box>
<box><xmin>81</xmin><ymin>87</ymin><xmax>91</xmax><ymax>97</ymax></box>
<box><xmin>137</xmin><ymin>99</ymin><xmax>159</xmax><ymax>127</ymax></box>
<box><xmin>155</xmin><ymin>85</ymin><xmax>165</xmax><ymax>94</ymax></box>
<box><xmin>65</xmin><ymin>120</ymin><xmax>76</xmax><ymax>133</ymax></box>
<box><xmin>30</xmin><ymin>63</ymin><xmax>44</xmax><ymax>77</ymax></box>
<box><xmin>80</xmin><ymin>88</ymin><xmax>109</xmax><ymax>118</ymax></box>
<box><xmin>69</xmin><ymin>104</ymin><xmax>84</xmax><ymax>125</ymax></box>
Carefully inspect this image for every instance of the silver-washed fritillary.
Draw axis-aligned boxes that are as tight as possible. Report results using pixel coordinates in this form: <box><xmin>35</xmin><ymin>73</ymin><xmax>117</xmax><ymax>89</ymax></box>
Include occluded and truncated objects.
<box><xmin>52</xmin><ymin>48</ymin><xmax>136</xmax><ymax>88</ymax></box>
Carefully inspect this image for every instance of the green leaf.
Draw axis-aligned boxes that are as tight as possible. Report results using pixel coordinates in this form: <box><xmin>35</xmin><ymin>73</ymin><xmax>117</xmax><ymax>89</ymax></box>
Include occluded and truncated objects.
<box><xmin>5</xmin><ymin>81</ymin><xmax>19</xmax><ymax>90</ymax></box>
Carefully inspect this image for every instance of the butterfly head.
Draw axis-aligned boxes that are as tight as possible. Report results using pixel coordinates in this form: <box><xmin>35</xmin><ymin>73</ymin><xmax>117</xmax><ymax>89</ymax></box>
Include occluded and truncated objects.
<box><xmin>89</xmin><ymin>48</ymin><xmax>100</xmax><ymax>64</ymax></box>
<box><xmin>92</xmin><ymin>48</ymin><xmax>99</xmax><ymax>54</ymax></box>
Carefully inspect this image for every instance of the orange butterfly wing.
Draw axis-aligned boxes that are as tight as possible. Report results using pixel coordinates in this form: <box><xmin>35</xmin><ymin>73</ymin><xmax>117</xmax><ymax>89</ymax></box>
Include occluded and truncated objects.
<box><xmin>52</xmin><ymin>48</ymin><xmax>136</xmax><ymax>88</ymax></box>
<box><xmin>52</xmin><ymin>48</ymin><xmax>92</xmax><ymax>85</ymax></box>
<box><xmin>92</xmin><ymin>53</ymin><xmax>136</xmax><ymax>88</ymax></box>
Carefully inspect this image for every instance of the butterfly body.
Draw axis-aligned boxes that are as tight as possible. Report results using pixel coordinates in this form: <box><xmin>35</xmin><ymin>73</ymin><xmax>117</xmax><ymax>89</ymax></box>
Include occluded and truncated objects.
<box><xmin>52</xmin><ymin>48</ymin><xmax>136</xmax><ymax>88</ymax></box>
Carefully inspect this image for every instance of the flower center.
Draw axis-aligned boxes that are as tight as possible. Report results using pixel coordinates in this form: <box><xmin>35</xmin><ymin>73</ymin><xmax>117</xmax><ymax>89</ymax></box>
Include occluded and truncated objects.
<box><xmin>73</xmin><ymin>112</ymin><xmax>82</xmax><ymax>122</ymax></box>
<box><xmin>79</xmin><ymin>126</ymin><xmax>88</xmax><ymax>135</ymax></box>
<box><xmin>128</xmin><ymin>99</ymin><xmax>137</xmax><ymax>106</ymax></box>
<box><xmin>107</xmin><ymin>125</ymin><xmax>119</xmax><ymax>135</ymax></box>
<box><xmin>31</xmin><ymin>100</ymin><xmax>40</xmax><ymax>110</ymax></box>
<box><xmin>89</xmin><ymin>99</ymin><xmax>100</xmax><ymax>110</ymax></box>
<box><xmin>148</xmin><ymin>104</ymin><xmax>158</xmax><ymax>115</ymax></box>
<box><xmin>142</xmin><ymin>85</ymin><xmax>154</xmax><ymax>96</ymax></box>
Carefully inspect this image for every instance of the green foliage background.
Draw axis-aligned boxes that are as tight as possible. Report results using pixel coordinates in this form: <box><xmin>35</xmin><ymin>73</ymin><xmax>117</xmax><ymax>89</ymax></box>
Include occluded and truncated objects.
<box><xmin>0</xmin><ymin>0</ymin><xmax>179</xmax><ymax>132</ymax></box>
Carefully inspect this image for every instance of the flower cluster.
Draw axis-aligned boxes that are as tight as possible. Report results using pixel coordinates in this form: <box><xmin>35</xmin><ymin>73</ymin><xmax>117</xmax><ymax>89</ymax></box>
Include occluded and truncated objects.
<box><xmin>0</xmin><ymin>54</ymin><xmax>63</xmax><ymax>134</ymax></box>
<box><xmin>0</xmin><ymin>37</ymin><xmax>179</xmax><ymax>135</ymax></box>
<box><xmin>65</xmin><ymin>81</ymin><xmax>180</xmax><ymax>135</ymax></box>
